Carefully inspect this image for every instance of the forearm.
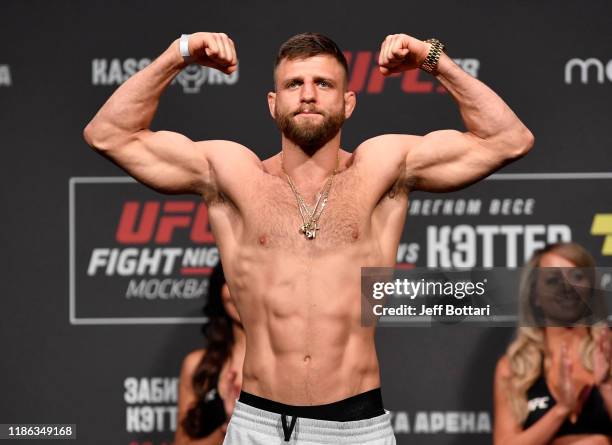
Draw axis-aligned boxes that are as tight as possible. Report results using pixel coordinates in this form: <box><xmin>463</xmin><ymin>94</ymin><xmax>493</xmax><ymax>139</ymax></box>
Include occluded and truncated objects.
<box><xmin>497</xmin><ymin>405</ymin><xmax>569</xmax><ymax>445</ymax></box>
<box><xmin>434</xmin><ymin>53</ymin><xmax>533</xmax><ymax>153</ymax></box>
<box><xmin>84</xmin><ymin>38</ymin><xmax>186</xmax><ymax>149</ymax></box>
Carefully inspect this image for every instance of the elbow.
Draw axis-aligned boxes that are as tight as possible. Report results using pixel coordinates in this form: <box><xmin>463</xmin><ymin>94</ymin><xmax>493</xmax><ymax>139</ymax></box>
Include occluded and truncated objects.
<box><xmin>506</xmin><ymin>126</ymin><xmax>535</xmax><ymax>160</ymax></box>
<box><xmin>83</xmin><ymin>120</ymin><xmax>130</xmax><ymax>153</ymax></box>
<box><xmin>83</xmin><ymin>120</ymin><xmax>107</xmax><ymax>152</ymax></box>
<box><xmin>519</xmin><ymin>128</ymin><xmax>535</xmax><ymax>156</ymax></box>
<box><xmin>82</xmin><ymin>122</ymin><xmax>96</xmax><ymax>149</ymax></box>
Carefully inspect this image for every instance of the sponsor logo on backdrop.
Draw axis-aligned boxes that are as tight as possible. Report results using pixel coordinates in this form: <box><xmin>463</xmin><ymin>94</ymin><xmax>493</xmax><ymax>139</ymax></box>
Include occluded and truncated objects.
<box><xmin>591</xmin><ymin>214</ymin><xmax>612</xmax><ymax>255</ymax></box>
<box><xmin>0</xmin><ymin>65</ymin><xmax>12</xmax><ymax>86</ymax></box>
<box><xmin>70</xmin><ymin>178</ymin><xmax>216</xmax><ymax>324</ymax></box>
<box><xmin>124</xmin><ymin>376</ymin><xmax>177</xmax><ymax>435</ymax></box>
<box><xmin>88</xmin><ymin>199</ymin><xmax>218</xmax><ymax>297</ymax></box>
<box><xmin>399</xmin><ymin>195</ymin><xmax>570</xmax><ymax>269</ymax></box>
<box><xmin>344</xmin><ymin>51</ymin><xmax>479</xmax><ymax>94</ymax></box>
<box><xmin>71</xmin><ymin>175</ymin><xmax>610</xmax><ymax>322</ymax></box>
<box><xmin>565</xmin><ymin>58</ymin><xmax>612</xmax><ymax>84</ymax></box>
<box><xmin>91</xmin><ymin>58</ymin><xmax>238</xmax><ymax>93</ymax></box>
<box><xmin>389</xmin><ymin>410</ymin><xmax>491</xmax><ymax>434</ymax></box>
<box><xmin>396</xmin><ymin>174</ymin><xmax>612</xmax><ymax>269</ymax></box>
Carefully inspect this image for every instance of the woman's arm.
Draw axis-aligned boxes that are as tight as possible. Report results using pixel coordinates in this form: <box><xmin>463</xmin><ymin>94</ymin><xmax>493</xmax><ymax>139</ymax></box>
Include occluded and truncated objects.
<box><xmin>593</xmin><ymin>328</ymin><xmax>612</xmax><ymax>420</ymax></box>
<box><xmin>493</xmin><ymin>356</ymin><xmax>570</xmax><ymax>445</ymax></box>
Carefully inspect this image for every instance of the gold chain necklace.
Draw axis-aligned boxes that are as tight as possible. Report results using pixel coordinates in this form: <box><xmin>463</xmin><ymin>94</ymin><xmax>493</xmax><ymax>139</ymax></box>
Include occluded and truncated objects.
<box><xmin>281</xmin><ymin>151</ymin><xmax>339</xmax><ymax>240</ymax></box>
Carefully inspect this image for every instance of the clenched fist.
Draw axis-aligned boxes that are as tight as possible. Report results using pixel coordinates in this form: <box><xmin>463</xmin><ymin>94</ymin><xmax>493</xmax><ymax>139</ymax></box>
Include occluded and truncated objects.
<box><xmin>184</xmin><ymin>32</ymin><xmax>238</xmax><ymax>74</ymax></box>
<box><xmin>378</xmin><ymin>34</ymin><xmax>431</xmax><ymax>76</ymax></box>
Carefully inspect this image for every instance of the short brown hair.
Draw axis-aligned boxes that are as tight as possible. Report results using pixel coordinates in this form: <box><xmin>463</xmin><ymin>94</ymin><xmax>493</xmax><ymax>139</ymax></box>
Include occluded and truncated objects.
<box><xmin>274</xmin><ymin>32</ymin><xmax>348</xmax><ymax>85</ymax></box>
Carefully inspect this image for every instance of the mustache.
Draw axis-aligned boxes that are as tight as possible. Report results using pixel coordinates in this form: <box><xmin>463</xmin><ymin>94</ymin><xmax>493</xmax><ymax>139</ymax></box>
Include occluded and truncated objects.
<box><xmin>294</xmin><ymin>107</ymin><xmax>324</xmax><ymax>116</ymax></box>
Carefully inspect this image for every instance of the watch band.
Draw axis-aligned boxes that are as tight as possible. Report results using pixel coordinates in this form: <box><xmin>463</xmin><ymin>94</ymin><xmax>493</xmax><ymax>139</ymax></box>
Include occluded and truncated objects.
<box><xmin>420</xmin><ymin>38</ymin><xmax>445</xmax><ymax>75</ymax></box>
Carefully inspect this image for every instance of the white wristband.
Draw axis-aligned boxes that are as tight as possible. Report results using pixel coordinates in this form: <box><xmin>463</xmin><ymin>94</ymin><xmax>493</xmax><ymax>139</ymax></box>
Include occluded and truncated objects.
<box><xmin>179</xmin><ymin>34</ymin><xmax>193</xmax><ymax>62</ymax></box>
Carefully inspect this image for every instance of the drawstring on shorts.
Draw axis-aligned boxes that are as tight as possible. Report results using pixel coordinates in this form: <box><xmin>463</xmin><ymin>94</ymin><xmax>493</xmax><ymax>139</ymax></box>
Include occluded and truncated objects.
<box><xmin>281</xmin><ymin>413</ymin><xmax>297</xmax><ymax>441</ymax></box>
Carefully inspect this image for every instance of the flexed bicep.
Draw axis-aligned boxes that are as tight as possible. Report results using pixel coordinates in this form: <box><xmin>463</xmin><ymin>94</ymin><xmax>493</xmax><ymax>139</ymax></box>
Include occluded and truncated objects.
<box><xmin>406</xmin><ymin>129</ymin><xmax>517</xmax><ymax>192</ymax></box>
<box><xmin>91</xmin><ymin>128</ymin><xmax>223</xmax><ymax>195</ymax></box>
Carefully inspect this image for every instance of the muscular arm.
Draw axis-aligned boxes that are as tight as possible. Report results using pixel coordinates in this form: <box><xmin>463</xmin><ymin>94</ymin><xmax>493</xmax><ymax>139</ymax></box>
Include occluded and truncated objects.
<box><xmin>83</xmin><ymin>33</ymin><xmax>253</xmax><ymax>197</ymax></box>
<box><xmin>368</xmin><ymin>34</ymin><xmax>534</xmax><ymax>193</ymax></box>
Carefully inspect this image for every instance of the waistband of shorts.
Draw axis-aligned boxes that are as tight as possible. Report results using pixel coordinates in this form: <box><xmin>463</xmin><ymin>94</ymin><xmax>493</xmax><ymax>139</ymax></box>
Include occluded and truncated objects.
<box><xmin>230</xmin><ymin>400</ymin><xmax>394</xmax><ymax>442</ymax></box>
<box><xmin>238</xmin><ymin>388</ymin><xmax>385</xmax><ymax>421</ymax></box>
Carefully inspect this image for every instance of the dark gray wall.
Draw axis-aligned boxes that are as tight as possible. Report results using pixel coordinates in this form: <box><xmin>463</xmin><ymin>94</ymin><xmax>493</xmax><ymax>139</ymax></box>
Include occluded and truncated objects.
<box><xmin>1</xmin><ymin>1</ymin><xmax>611</xmax><ymax>443</ymax></box>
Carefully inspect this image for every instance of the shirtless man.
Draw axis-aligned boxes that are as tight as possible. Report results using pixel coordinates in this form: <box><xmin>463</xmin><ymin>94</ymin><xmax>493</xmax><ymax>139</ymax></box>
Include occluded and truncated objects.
<box><xmin>83</xmin><ymin>31</ymin><xmax>534</xmax><ymax>444</ymax></box>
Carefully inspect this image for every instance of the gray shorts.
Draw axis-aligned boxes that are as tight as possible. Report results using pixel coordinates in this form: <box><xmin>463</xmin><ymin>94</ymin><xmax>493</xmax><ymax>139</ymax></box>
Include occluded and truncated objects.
<box><xmin>223</xmin><ymin>400</ymin><xmax>396</xmax><ymax>445</ymax></box>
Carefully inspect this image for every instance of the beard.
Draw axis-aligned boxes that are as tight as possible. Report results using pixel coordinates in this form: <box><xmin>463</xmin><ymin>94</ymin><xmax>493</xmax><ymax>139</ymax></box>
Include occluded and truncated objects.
<box><xmin>274</xmin><ymin>105</ymin><xmax>345</xmax><ymax>155</ymax></box>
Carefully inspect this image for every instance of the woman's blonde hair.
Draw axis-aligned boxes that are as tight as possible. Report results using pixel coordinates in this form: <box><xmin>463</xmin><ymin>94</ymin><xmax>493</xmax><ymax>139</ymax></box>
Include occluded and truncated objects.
<box><xmin>504</xmin><ymin>242</ymin><xmax>608</xmax><ymax>423</ymax></box>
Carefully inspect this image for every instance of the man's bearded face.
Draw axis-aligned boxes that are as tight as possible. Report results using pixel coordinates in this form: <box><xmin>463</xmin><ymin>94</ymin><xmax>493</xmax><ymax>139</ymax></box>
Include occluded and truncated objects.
<box><xmin>274</xmin><ymin>102</ymin><xmax>345</xmax><ymax>155</ymax></box>
<box><xmin>272</xmin><ymin>55</ymin><xmax>349</xmax><ymax>155</ymax></box>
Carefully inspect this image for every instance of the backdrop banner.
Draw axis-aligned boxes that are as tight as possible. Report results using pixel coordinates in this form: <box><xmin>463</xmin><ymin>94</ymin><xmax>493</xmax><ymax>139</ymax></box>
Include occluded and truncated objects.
<box><xmin>1</xmin><ymin>1</ymin><xmax>611</xmax><ymax>444</ymax></box>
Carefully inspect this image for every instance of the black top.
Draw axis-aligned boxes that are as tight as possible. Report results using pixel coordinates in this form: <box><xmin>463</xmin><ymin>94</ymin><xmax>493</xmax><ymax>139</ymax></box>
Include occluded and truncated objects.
<box><xmin>523</xmin><ymin>373</ymin><xmax>612</xmax><ymax>436</ymax></box>
<box><xmin>192</xmin><ymin>386</ymin><xmax>227</xmax><ymax>437</ymax></box>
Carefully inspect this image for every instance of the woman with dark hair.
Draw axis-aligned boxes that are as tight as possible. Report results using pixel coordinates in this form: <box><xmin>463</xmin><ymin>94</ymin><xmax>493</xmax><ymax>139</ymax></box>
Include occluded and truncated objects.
<box><xmin>494</xmin><ymin>242</ymin><xmax>612</xmax><ymax>445</ymax></box>
<box><xmin>175</xmin><ymin>262</ymin><xmax>246</xmax><ymax>445</ymax></box>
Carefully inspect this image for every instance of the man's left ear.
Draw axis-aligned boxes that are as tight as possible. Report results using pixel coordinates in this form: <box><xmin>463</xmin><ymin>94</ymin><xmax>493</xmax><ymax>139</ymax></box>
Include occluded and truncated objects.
<box><xmin>344</xmin><ymin>91</ymin><xmax>356</xmax><ymax>119</ymax></box>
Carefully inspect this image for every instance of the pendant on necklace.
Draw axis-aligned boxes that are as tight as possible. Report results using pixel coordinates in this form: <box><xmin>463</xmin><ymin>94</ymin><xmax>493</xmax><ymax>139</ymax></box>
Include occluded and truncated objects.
<box><xmin>300</xmin><ymin>221</ymin><xmax>319</xmax><ymax>240</ymax></box>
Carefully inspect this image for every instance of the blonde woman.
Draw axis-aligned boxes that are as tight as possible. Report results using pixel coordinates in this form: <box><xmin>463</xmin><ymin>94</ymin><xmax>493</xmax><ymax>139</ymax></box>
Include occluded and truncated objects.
<box><xmin>494</xmin><ymin>242</ymin><xmax>612</xmax><ymax>445</ymax></box>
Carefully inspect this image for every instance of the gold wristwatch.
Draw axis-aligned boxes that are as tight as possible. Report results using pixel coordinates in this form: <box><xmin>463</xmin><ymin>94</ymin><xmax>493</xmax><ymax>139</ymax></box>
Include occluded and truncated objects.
<box><xmin>420</xmin><ymin>38</ymin><xmax>445</xmax><ymax>75</ymax></box>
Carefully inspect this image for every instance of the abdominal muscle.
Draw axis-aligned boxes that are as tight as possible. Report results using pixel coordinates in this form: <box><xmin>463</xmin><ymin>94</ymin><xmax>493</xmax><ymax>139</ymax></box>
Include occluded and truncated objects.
<box><xmin>227</xmin><ymin>240</ymin><xmax>384</xmax><ymax>406</ymax></box>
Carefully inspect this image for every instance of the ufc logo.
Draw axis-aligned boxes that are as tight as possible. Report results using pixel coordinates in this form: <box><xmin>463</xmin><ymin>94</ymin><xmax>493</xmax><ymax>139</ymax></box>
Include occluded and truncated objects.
<box><xmin>527</xmin><ymin>396</ymin><xmax>549</xmax><ymax>412</ymax></box>
<box><xmin>343</xmin><ymin>51</ymin><xmax>480</xmax><ymax>94</ymax></box>
<box><xmin>116</xmin><ymin>201</ymin><xmax>214</xmax><ymax>244</ymax></box>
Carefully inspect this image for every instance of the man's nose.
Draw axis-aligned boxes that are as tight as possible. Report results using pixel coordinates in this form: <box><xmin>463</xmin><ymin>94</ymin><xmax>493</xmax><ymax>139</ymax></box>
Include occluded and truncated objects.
<box><xmin>300</xmin><ymin>82</ymin><xmax>316</xmax><ymax>102</ymax></box>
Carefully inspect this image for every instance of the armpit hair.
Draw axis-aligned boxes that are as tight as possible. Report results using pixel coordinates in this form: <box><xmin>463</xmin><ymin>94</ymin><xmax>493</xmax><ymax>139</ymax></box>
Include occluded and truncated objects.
<box><xmin>386</xmin><ymin>167</ymin><xmax>416</xmax><ymax>199</ymax></box>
